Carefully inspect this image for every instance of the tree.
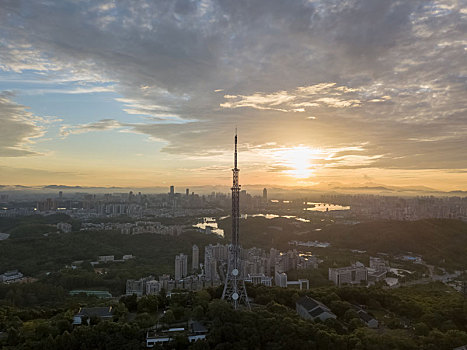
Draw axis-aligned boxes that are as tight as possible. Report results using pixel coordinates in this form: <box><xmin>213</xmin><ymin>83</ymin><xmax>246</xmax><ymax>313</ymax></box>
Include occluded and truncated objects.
<box><xmin>120</xmin><ymin>294</ymin><xmax>138</xmax><ymax>312</ymax></box>
<box><xmin>343</xmin><ymin>309</ymin><xmax>360</xmax><ymax>323</ymax></box>
<box><xmin>112</xmin><ymin>303</ymin><xmax>129</xmax><ymax>322</ymax></box>
<box><xmin>55</xmin><ymin>319</ymin><xmax>72</xmax><ymax>334</ymax></box>
<box><xmin>161</xmin><ymin>310</ymin><xmax>175</xmax><ymax>325</ymax></box>
<box><xmin>171</xmin><ymin>304</ymin><xmax>186</xmax><ymax>321</ymax></box>
<box><xmin>193</xmin><ymin>305</ymin><xmax>204</xmax><ymax>320</ymax></box>
<box><xmin>58</xmin><ymin>331</ymin><xmax>73</xmax><ymax>349</ymax></box>
<box><xmin>348</xmin><ymin>318</ymin><xmax>364</xmax><ymax>332</ymax></box>
<box><xmin>137</xmin><ymin>295</ymin><xmax>159</xmax><ymax>314</ymax></box>
<box><xmin>7</xmin><ymin>327</ymin><xmax>21</xmax><ymax>346</ymax></box>
<box><xmin>135</xmin><ymin>312</ymin><xmax>155</xmax><ymax>328</ymax></box>
<box><xmin>414</xmin><ymin>322</ymin><xmax>430</xmax><ymax>336</ymax></box>
<box><xmin>194</xmin><ymin>290</ymin><xmax>211</xmax><ymax>311</ymax></box>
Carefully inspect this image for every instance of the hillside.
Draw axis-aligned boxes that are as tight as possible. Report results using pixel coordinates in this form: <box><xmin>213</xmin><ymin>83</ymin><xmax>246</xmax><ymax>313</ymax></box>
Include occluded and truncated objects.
<box><xmin>308</xmin><ymin>219</ymin><xmax>467</xmax><ymax>269</ymax></box>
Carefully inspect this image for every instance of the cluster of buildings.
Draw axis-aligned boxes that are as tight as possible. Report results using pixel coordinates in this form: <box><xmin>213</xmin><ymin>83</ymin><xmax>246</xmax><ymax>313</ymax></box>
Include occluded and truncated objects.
<box><xmin>125</xmin><ymin>244</ymin><xmax>317</xmax><ymax>296</ymax></box>
<box><xmin>125</xmin><ymin>245</ymin><xmax>215</xmax><ymax>296</ymax></box>
<box><xmin>320</xmin><ymin>194</ymin><xmax>467</xmax><ymax>221</ymax></box>
<box><xmin>68</xmin><ymin>254</ymin><xmax>135</xmax><ymax>270</ymax></box>
<box><xmin>36</xmin><ymin>195</ymin><xmax>145</xmax><ymax>217</ymax></box>
<box><xmin>204</xmin><ymin>244</ymin><xmax>319</xmax><ymax>283</ymax></box>
<box><xmin>289</xmin><ymin>240</ymin><xmax>331</xmax><ymax>248</ymax></box>
<box><xmin>28</xmin><ymin>186</ymin><xmax>268</xmax><ymax>218</ymax></box>
<box><xmin>328</xmin><ymin>257</ymin><xmax>389</xmax><ymax>287</ymax></box>
<box><xmin>70</xmin><ymin>306</ymin><xmax>209</xmax><ymax>346</ymax></box>
<box><xmin>126</xmin><ymin>274</ymin><xmax>222</xmax><ymax>296</ymax></box>
<box><xmin>0</xmin><ymin>207</ymin><xmax>36</xmax><ymax>217</ymax></box>
<box><xmin>80</xmin><ymin>221</ymin><xmax>184</xmax><ymax>236</ymax></box>
<box><xmin>96</xmin><ymin>255</ymin><xmax>135</xmax><ymax>264</ymax></box>
<box><xmin>1</xmin><ymin>185</ymin><xmax>274</xmax><ymax>219</ymax></box>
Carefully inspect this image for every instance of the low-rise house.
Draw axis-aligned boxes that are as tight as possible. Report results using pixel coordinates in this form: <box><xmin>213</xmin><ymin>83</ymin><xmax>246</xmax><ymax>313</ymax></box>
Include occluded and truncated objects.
<box><xmin>367</xmin><ymin>269</ymin><xmax>387</xmax><ymax>283</ymax></box>
<box><xmin>357</xmin><ymin>309</ymin><xmax>378</xmax><ymax>328</ymax></box>
<box><xmin>57</xmin><ymin>222</ymin><xmax>72</xmax><ymax>233</ymax></box>
<box><xmin>72</xmin><ymin>306</ymin><xmax>114</xmax><ymax>325</ymax></box>
<box><xmin>0</xmin><ymin>270</ymin><xmax>24</xmax><ymax>283</ymax></box>
<box><xmin>275</xmin><ymin>272</ymin><xmax>309</xmax><ymax>290</ymax></box>
<box><xmin>245</xmin><ymin>273</ymin><xmax>273</xmax><ymax>287</ymax></box>
<box><xmin>189</xmin><ymin>321</ymin><xmax>208</xmax><ymax>341</ymax></box>
<box><xmin>369</xmin><ymin>257</ymin><xmax>388</xmax><ymax>271</ymax></box>
<box><xmin>146</xmin><ymin>328</ymin><xmax>183</xmax><ymax>347</ymax></box>
<box><xmin>385</xmin><ymin>277</ymin><xmax>399</xmax><ymax>288</ymax></box>
<box><xmin>146</xmin><ymin>322</ymin><xmax>208</xmax><ymax>347</ymax></box>
<box><xmin>286</xmin><ymin>279</ymin><xmax>309</xmax><ymax>290</ymax></box>
<box><xmin>296</xmin><ymin>296</ymin><xmax>336</xmax><ymax>322</ymax></box>
<box><xmin>69</xmin><ymin>290</ymin><xmax>112</xmax><ymax>299</ymax></box>
<box><xmin>98</xmin><ymin>255</ymin><xmax>115</xmax><ymax>263</ymax></box>
<box><xmin>0</xmin><ymin>232</ymin><xmax>10</xmax><ymax>240</ymax></box>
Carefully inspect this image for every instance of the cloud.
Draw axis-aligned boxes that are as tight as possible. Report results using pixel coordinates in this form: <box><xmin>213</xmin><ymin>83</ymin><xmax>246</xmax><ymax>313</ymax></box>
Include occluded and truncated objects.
<box><xmin>0</xmin><ymin>41</ymin><xmax>62</xmax><ymax>73</ymax></box>
<box><xmin>18</xmin><ymin>85</ymin><xmax>116</xmax><ymax>96</ymax></box>
<box><xmin>0</xmin><ymin>165</ymin><xmax>82</xmax><ymax>177</ymax></box>
<box><xmin>0</xmin><ymin>0</ymin><xmax>465</xmax><ymax>175</ymax></box>
<box><xmin>0</xmin><ymin>91</ymin><xmax>45</xmax><ymax>156</ymax></box>
<box><xmin>219</xmin><ymin>83</ymin><xmax>364</xmax><ymax>112</ymax></box>
<box><xmin>60</xmin><ymin>119</ymin><xmax>123</xmax><ymax>137</ymax></box>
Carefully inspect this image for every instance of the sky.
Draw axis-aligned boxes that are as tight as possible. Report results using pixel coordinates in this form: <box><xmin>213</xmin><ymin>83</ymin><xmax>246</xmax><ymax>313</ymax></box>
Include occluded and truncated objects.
<box><xmin>0</xmin><ymin>0</ymin><xmax>466</xmax><ymax>191</ymax></box>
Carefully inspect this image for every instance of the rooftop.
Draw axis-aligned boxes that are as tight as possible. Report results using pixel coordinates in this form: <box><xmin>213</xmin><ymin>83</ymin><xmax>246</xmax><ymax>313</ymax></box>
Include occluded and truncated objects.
<box><xmin>76</xmin><ymin>306</ymin><xmax>113</xmax><ymax>318</ymax></box>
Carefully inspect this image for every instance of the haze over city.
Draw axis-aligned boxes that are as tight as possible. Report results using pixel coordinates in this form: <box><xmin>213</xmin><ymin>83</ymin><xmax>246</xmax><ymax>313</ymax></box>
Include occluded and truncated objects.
<box><xmin>1</xmin><ymin>0</ymin><xmax>466</xmax><ymax>191</ymax></box>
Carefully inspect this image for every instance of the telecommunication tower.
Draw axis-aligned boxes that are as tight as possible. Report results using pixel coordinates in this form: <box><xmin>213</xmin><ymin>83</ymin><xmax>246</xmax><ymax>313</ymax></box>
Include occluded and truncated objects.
<box><xmin>222</xmin><ymin>131</ymin><xmax>250</xmax><ymax>309</ymax></box>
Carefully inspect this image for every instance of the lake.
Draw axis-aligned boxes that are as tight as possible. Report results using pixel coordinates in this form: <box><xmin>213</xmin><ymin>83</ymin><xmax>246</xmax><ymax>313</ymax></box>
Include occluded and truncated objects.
<box><xmin>304</xmin><ymin>202</ymin><xmax>350</xmax><ymax>212</ymax></box>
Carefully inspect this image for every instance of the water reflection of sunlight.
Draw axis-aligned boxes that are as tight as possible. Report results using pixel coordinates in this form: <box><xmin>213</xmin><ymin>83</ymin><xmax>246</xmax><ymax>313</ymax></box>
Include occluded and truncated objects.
<box><xmin>193</xmin><ymin>217</ymin><xmax>224</xmax><ymax>237</ymax></box>
<box><xmin>304</xmin><ymin>203</ymin><xmax>350</xmax><ymax>211</ymax></box>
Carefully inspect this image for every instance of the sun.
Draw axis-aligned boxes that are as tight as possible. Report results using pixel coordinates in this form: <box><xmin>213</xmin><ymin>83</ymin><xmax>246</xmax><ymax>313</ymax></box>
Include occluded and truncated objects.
<box><xmin>272</xmin><ymin>146</ymin><xmax>324</xmax><ymax>179</ymax></box>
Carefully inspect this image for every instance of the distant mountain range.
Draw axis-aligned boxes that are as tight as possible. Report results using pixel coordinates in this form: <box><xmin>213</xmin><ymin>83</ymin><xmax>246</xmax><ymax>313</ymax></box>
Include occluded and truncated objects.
<box><xmin>0</xmin><ymin>183</ymin><xmax>466</xmax><ymax>196</ymax></box>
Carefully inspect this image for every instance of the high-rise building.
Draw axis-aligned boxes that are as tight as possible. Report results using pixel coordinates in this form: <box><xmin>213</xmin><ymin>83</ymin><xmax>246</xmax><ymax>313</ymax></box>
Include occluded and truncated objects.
<box><xmin>222</xmin><ymin>131</ymin><xmax>250</xmax><ymax>309</ymax></box>
<box><xmin>275</xmin><ymin>271</ymin><xmax>288</xmax><ymax>287</ymax></box>
<box><xmin>192</xmin><ymin>244</ymin><xmax>199</xmax><ymax>271</ymax></box>
<box><xmin>169</xmin><ymin>186</ymin><xmax>175</xmax><ymax>196</ymax></box>
<box><xmin>204</xmin><ymin>244</ymin><xmax>228</xmax><ymax>281</ymax></box>
<box><xmin>263</xmin><ymin>188</ymin><xmax>267</xmax><ymax>202</ymax></box>
<box><xmin>186</xmin><ymin>188</ymin><xmax>189</xmax><ymax>197</ymax></box>
<box><xmin>174</xmin><ymin>253</ymin><xmax>188</xmax><ymax>280</ymax></box>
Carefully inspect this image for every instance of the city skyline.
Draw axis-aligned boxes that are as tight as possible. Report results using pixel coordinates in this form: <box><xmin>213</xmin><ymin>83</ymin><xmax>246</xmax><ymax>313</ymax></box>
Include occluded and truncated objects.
<box><xmin>1</xmin><ymin>1</ymin><xmax>466</xmax><ymax>191</ymax></box>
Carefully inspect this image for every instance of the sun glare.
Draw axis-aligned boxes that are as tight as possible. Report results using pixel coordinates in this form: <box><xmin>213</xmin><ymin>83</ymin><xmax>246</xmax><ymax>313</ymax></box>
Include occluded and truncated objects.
<box><xmin>272</xmin><ymin>146</ymin><xmax>324</xmax><ymax>179</ymax></box>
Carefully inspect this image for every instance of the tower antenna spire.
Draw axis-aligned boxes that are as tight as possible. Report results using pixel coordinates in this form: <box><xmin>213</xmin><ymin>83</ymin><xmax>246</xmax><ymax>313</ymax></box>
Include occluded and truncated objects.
<box><xmin>222</xmin><ymin>129</ymin><xmax>250</xmax><ymax>309</ymax></box>
<box><xmin>234</xmin><ymin>127</ymin><xmax>238</xmax><ymax>170</ymax></box>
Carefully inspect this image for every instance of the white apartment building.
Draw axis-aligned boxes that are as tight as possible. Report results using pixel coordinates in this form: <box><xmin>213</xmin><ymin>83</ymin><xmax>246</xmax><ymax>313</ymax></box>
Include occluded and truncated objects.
<box><xmin>329</xmin><ymin>264</ymin><xmax>368</xmax><ymax>286</ymax></box>
<box><xmin>245</xmin><ymin>273</ymin><xmax>273</xmax><ymax>286</ymax></box>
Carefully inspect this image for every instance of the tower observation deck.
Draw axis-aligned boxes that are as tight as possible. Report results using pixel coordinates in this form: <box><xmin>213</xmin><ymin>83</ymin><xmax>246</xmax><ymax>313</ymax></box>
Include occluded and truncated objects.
<box><xmin>222</xmin><ymin>131</ymin><xmax>250</xmax><ymax>309</ymax></box>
